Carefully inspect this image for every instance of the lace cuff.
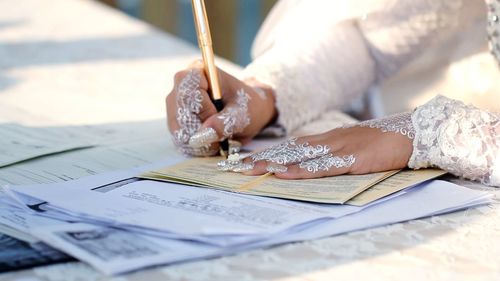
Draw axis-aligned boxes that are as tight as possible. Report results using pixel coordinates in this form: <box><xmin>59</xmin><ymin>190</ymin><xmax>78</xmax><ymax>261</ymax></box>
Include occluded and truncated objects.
<box><xmin>409</xmin><ymin>96</ymin><xmax>500</xmax><ymax>187</ymax></box>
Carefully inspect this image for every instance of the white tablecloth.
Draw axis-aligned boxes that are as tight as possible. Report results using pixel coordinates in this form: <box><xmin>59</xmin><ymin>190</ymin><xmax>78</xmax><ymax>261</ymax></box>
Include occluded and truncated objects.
<box><xmin>1</xmin><ymin>1</ymin><xmax>500</xmax><ymax>280</ymax></box>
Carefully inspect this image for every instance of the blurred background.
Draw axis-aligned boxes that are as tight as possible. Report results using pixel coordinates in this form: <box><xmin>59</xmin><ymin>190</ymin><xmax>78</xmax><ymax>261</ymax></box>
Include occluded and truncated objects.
<box><xmin>97</xmin><ymin>0</ymin><xmax>277</xmax><ymax>66</ymax></box>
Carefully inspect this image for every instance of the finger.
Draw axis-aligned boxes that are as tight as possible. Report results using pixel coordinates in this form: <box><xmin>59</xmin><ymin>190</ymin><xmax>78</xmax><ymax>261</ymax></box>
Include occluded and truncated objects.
<box><xmin>247</xmin><ymin>135</ymin><xmax>331</xmax><ymax>165</ymax></box>
<box><xmin>239</xmin><ymin>135</ymin><xmax>328</xmax><ymax>175</ymax></box>
<box><xmin>274</xmin><ymin>154</ymin><xmax>356</xmax><ymax>179</ymax></box>
<box><xmin>167</xmin><ymin>69</ymin><xmax>220</xmax><ymax>156</ymax></box>
<box><xmin>240</xmin><ymin>160</ymin><xmax>268</xmax><ymax>176</ymax></box>
<box><xmin>188</xmin><ymin>89</ymin><xmax>251</xmax><ymax>148</ymax></box>
<box><xmin>176</xmin><ymin>62</ymin><xmax>209</xmax><ymax>91</ymax></box>
<box><xmin>167</xmin><ymin>89</ymin><xmax>212</xmax><ymax>131</ymax></box>
<box><xmin>168</xmin><ymin>68</ymin><xmax>209</xmax><ymax>128</ymax></box>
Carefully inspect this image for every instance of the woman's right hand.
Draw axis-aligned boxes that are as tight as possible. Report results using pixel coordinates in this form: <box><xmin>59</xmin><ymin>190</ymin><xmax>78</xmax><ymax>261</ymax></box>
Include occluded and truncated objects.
<box><xmin>166</xmin><ymin>61</ymin><xmax>277</xmax><ymax>156</ymax></box>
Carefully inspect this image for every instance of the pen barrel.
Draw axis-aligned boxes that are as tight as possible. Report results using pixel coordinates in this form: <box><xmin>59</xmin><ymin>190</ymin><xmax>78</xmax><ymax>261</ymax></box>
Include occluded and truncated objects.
<box><xmin>201</xmin><ymin>47</ymin><xmax>223</xmax><ymax>101</ymax></box>
<box><xmin>192</xmin><ymin>0</ymin><xmax>223</xmax><ymax>101</ymax></box>
<box><xmin>192</xmin><ymin>0</ymin><xmax>227</xmax><ymax>155</ymax></box>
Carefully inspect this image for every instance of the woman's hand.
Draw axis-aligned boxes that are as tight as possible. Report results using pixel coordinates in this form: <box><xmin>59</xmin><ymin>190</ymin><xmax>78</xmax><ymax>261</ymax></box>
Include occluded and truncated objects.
<box><xmin>219</xmin><ymin>113</ymin><xmax>415</xmax><ymax>179</ymax></box>
<box><xmin>245</xmin><ymin>127</ymin><xmax>412</xmax><ymax>179</ymax></box>
<box><xmin>166</xmin><ymin>61</ymin><xmax>276</xmax><ymax>156</ymax></box>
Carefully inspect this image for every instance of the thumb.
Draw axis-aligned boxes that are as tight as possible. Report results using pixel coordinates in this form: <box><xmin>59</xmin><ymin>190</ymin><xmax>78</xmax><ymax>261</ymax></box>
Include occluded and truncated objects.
<box><xmin>188</xmin><ymin>90</ymin><xmax>251</xmax><ymax>148</ymax></box>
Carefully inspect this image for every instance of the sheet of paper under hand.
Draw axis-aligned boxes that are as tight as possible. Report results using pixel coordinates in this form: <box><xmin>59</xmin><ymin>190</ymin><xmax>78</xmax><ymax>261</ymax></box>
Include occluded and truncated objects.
<box><xmin>140</xmin><ymin>157</ymin><xmax>398</xmax><ymax>204</ymax></box>
<box><xmin>140</xmin><ymin>158</ymin><xmax>445</xmax><ymax>205</ymax></box>
<box><xmin>346</xmin><ymin>169</ymin><xmax>447</xmax><ymax>206</ymax></box>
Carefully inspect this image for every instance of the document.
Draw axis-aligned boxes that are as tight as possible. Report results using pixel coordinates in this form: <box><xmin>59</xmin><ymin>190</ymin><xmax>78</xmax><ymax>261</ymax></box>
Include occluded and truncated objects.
<box><xmin>30</xmin><ymin>223</ymin><xmax>220</xmax><ymax>275</ymax></box>
<box><xmin>7</xmin><ymin>170</ymin><xmax>374</xmax><ymax>245</ymax></box>
<box><xmin>141</xmin><ymin>157</ymin><xmax>398</xmax><ymax>204</ymax></box>
<box><xmin>0</xmin><ymin>223</ymin><xmax>38</xmax><ymax>244</ymax></box>
<box><xmin>0</xmin><ymin>194</ymin><xmax>215</xmax><ymax>275</ymax></box>
<box><xmin>0</xmin><ymin>203</ymin><xmax>64</xmax><ymax>235</ymax></box>
<box><xmin>346</xmin><ymin>169</ymin><xmax>447</xmax><ymax>206</ymax></box>
<box><xmin>0</xmin><ymin>119</ymin><xmax>176</xmax><ymax>186</ymax></box>
<box><xmin>0</xmin><ymin>192</ymin><xmax>65</xmax><ymax>236</ymax></box>
<box><xmin>241</xmin><ymin>180</ymin><xmax>493</xmax><ymax>247</ymax></box>
<box><xmin>0</xmin><ymin>232</ymin><xmax>74</xmax><ymax>273</ymax></box>
<box><xmin>0</xmin><ymin>137</ymin><xmax>178</xmax><ymax>186</ymax></box>
<box><xmin>0</xmin><ymin>123</ymin><xmax>94</xmax><ymax>167</ymax></box>
<box><xmin>11</xmin><ymin>180</ymin><xmax>491</xmax><ymax>275</ymax></box>
<box><xmin>10</xmin><ymin>179</ymin><xmax>344</xmax><ymax>238</ymax></box>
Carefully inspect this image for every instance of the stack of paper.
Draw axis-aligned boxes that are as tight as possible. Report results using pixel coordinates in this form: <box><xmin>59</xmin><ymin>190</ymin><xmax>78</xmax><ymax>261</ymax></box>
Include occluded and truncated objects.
<box><xmin>2</xmin><ymin>166</ymin><xmax>492</xmax><ymax>275</ymax></box>
<box><xmin>0</xmin><ymin>121</ymin><xmax>172</xmax><ymax>186</ymax></box>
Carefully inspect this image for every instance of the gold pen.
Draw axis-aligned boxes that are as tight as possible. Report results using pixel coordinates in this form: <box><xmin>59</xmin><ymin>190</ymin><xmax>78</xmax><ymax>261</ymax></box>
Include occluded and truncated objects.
<box><xmin>191</xmin><ymin>0</ymin><xmax>228</xmax><ymax>157</ymax></box>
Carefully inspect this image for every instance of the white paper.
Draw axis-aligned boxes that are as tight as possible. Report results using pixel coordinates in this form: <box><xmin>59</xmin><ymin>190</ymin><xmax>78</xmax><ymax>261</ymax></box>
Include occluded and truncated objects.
<box><xmin>0</xmin><ymin>194</ymin><xmax>65</xmax><ymax>234</ymax></box>
<box><xmin>0</xmin><ymin>198</ymin><xmax>219</xmax><ymax>275</ymax></box>
<box><xmin>19</xmin><ymin>180</ymin><xmax>491</xmax><ymax>275</ymax></box>
<box><xmin>0</xmin><ymin>223</ymin><xmax>39</xmax><ymax>243</ymax></box>
<box><xmin>0</xmin><ymin>123</ymin><xmax>94</xmax><ymax>167</ymax></box>
<box><xmin>243</xmin><ymin>180</ymin><xmax>493</xmax><ymax>246</ymax></box>
<box><xmin>31</xmin><ymin>223</ymin><xmax>219</xmax><ymax>275</ymax></box>
<box><xmin>0</xmin><ymin>137</ymin><xmax>179</xmax><ymax>186</ymax></box>
<box><xmin>11</xmin><ymin>179</ymin><xmax>345</xmax><ymax>237</ymax></box>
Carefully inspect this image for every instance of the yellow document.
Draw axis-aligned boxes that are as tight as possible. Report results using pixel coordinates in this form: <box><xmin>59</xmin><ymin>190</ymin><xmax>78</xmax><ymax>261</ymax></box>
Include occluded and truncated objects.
<box><xmin>140</xmin><ymin>157</ymin><xmax>399</xmax><ymax>204</ymax></box>
<box><xmin>346</xmin><ymin>169</ymin><xmax>447</xmax><ymax>206</ymax></box>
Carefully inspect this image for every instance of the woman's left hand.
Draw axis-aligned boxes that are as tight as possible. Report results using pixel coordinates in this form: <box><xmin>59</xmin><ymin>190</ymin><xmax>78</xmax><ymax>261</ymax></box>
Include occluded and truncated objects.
<box><xmin>231</xmin><ymin>125</ymin><xmax>413</xmax><ymax>179</ymax></box>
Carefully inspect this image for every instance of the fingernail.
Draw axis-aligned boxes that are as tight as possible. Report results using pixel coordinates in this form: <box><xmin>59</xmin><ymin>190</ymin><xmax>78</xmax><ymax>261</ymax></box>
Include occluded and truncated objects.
<box><xmin>266</xmin><ymin>163</ymin><xmax>288</xmax><ymax>173</ymax></box>
<box><xmin>189</xmin><ymin>128</ymin><xmax>219</xmax><ymax>148</ymax></box>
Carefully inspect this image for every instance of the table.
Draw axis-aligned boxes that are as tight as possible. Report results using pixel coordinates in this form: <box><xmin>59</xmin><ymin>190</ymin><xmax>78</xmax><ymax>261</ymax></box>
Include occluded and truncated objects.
<box><xmin>1</xmin><ymin>0</ymin><xmax>500</xmax><ymax>280</ymax></box>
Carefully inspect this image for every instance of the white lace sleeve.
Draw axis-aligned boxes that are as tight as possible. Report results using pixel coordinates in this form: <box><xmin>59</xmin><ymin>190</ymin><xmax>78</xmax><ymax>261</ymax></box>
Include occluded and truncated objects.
<box><xmin>243</xmin><ymin>2</ymin><xmax>376</xmax><ymax>133</ymax></box>
<box><xmin>242</xmin><ymin>0</ymin><xmax>483</xmax><ymax>133</ymax></box>
<box><xmin>409</xmin><ymin>96</ymin><xmax>500</xmax><ymax>187</ymax></box>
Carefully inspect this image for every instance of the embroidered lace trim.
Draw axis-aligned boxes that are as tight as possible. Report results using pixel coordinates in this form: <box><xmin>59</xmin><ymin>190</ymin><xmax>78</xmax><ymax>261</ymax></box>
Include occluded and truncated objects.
<box><xmin>409</xmin><ymin>95</ymin><xmax>500</xmax><ymax>186</ymax></box>
<box><xmin>217</xmin><ymin>89</ymin><xmax>251</xmax><ymax>138</ymax></box>
<box><xmin>299</xmin><ymin>154</ymin><xmax>355</xmax><ymax>173</ymax></box>
<box><xmin>355</xmin><ymin>112</ymin><xmax>415</xmax><ymax>139</ymax></box>
<box><xmin>250</xmin><ymin>137</ymin><xmax>331</xmax><ymax>165</ymax></box>
<box><xmin>173</xmin><ymin>70</ymin><xmax>217</xmax><ymax>156</ymax></box>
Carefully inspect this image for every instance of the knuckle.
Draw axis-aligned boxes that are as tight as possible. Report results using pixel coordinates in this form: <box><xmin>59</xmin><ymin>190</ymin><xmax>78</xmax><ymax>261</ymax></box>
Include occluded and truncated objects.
<box><xmin>198</xmin><ymin>103</ymin><xmax>216</xmax><ymax>118</ymax></box>
<box><xmin>191</xmin><ymin>59</ymin><xmax>203</xmax><ymax>67</ymax></box>
<box><xmin>173</xmin><ymin>70</ymin><xmax>188</xmax><ymax>82</ymax></box>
